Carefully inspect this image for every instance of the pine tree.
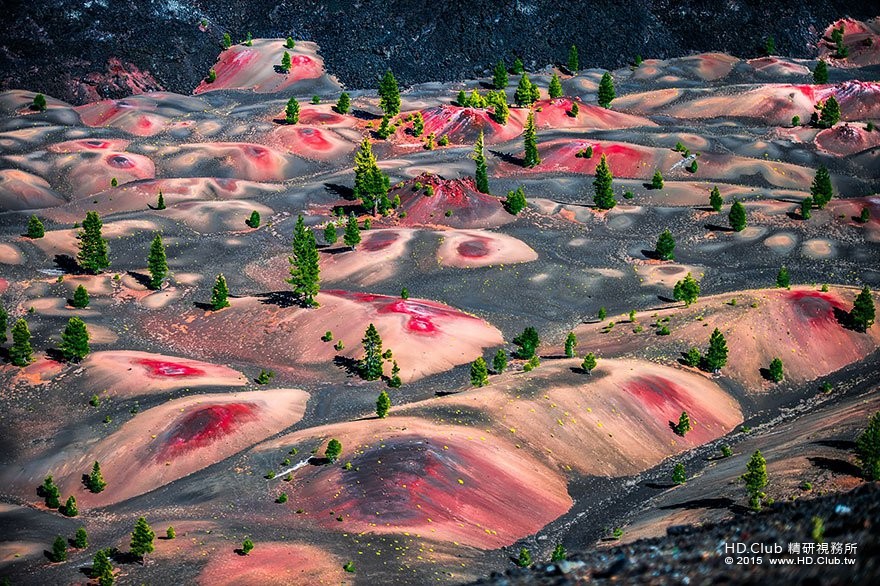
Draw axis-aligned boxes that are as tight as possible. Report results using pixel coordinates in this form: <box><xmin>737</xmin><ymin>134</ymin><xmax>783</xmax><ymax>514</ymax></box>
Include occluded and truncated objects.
<box><xmin>359</xmin><ymin>323</ymin><xmax>384</xmax><ymax>380</ymax></box>
<box><xmin>487</xmin><ymin>90</ymin><xmax>509</xmax><ymax>124</ymax></box>
<box><xmin>10</xmin><ymin>318</ymin><xmax>33</xmax><ymax>366</ymax></box>
<box><xmin>593</xmin><ymin>154</ymin><xmax>615</xmax><ymax>209</ymax></box>
<box><xmin>352</xmin><ymin>138</ymin><xmax>391</xmax><ymax>214</ymax></box>
<box><xmin>511</xmin><ymin>57</ymin><xmax>524</xmax><ymax>74</ymax></box>
<box><xmin>768</xmin><ymin>357</ymin><xmax>784</xmax><ymax>382</ymax></box>
<box><xmin>673</xmin><ymin>273</ymin><xmax>700</xmax><ymax>306</ymax></box>
<box><xmin>323</xmin><ymin>223</ymin><xmax>338</xmax><ymax>245</ymax></box>
<box><xmin>564</xmin><ymin>332</ymin><xmax>577</xmax><ymax>358</ymax></box>
<box><xmin>672</xmin><ymin>462</ymin><xmax>687</xmax><ymax>484</ymax></box>
<box><xmin>856</xmin><ymin>411</ymin><xmax>880</xmax><ymax>480</ymax></box>
<box><xmin>378</xmin><ymin>70</ymin><xmax>401</xmax><ymax>117</ymax></box>
<box><xmin>651</xmin><ymin>169</ymin><xmax>664</xmax><ymax>189</ymax></box>
<box><xmin>801</xmin><ymin>197</ymin><xmax>812</xmax><ymax>220</ymax></box>
<box><xmin>776</xmin><ymin>266</ymin><xmax>790</xmax><ymax>288</ymax></box>
<box><xmin>516</xmin><ymin>547</ymin><xmax>532</xmax><ymax>568</ymax></box>
<box><xmin>60</xmin><ymin>317</ymin><xmax>90</xmax><ymax>362</ymax></box>
<box><xmin>389</xmin><ymin>360</ymin><xmax>402</xmax><ymax>388</ymax></box>
<box><xmin>210</xmin><ymin>274</ymin><xmax>230</xmax><ymax>310</ymax></box>
<box><xmin>285</xmin><ymin>97</ymin><xmax>300</xmax><ymax>124</ymax></box>
<box><xmin>27</xmin><ymin>214</ymin><xmax>44</xmax><ymax>238</ymax></box>
<box><xmin>472</xmin><ymin>131</ymin><xmax>490</xmax><ymax>193</ymax></box>
<box><xmin>705</xmin><ymin>328</ymin><xmax>728</xmax><ymax>372</ymax></box>
<box><xmin>343</xmin><ymin>214</ymin><xmax>361</xmax><ymax>249</ymax></box>
<box><xmin>765</xmin><ymin>35</ymin><xmax>776</xmax><ymax>55</ymax></box>
<box><xmin>568</xmin><ymin>45</ymin><xmax>579</xmax><ymax>72</ymax></box>
<box><xmin>515</xmin><ymin>73</ymin><xmax>536</xmax><ymax>107</ymax></box>
<box><xmin>376</xmin><ymin>391</ymin><xmax>391</xmax><ymax>418</ymax></box>
<box><xmin>513</xmin><ymin>326</ymin><xmax>540</xmax><ymax>359</ymax></box>
<box><xmin>32</xmin><ymin>93</ymin><xmax>47</xmax><ymax>111</ymax></box>
<box><xmin>820</xmin><ymin>96</ymin><xmax>840</xmax><ymax>127</ymax></box>
<box><xmin>523</xmin><ymin>110</ymin><xmax>540</xmax><ymax>167</ymax></box>
<box><xmin>93</xmin><ymin>550</ymin><xmax>114</xmax><ymax>586</ymax></box>
<box><xmin>287</xmin><ymin>215</ymin><xmax>321</xmax><ymax>307</ymax></box>
<box><xmin>655</xmin><ymin>229</ymin><xmax>676</xmax><ymax>260</ymax></box>
<box><xmin>280</xmin><ymin>51</ymin><xmax>292</xmax><ymax>72</ymax></box>
<box><xmin>729</xmin><ymin>199</ymin><xmax>747</xmax><ymax>231</ymax></box>
<box><xmin>246</xmin><ymin>210</ymin><xmax>261</xmax><ymax>228</ymax></box>
<box><xmin>674</xmin><ymin>411</ymin><xmax>692</xmax><ymax>436</ymax></box>
<box><xmin>813</xmin><ymin>60</ymin><xmax>828</xmax><ymax>83</ymax></box>
<box><xmin>850</xmin><ymin>285</ymin><xmax>875</xmax><ymax>332</ymax></box>
<box><xmin>166</xmin><ymin>526</ymin><xmax>176</xmax><ymax>539</ymax></box>
<box><xmin>77</xmin><ymin>211</ymin><xmax>110</xmax><ymax>273</ymax></box>
<box><xmin>222</xmin><ymin>33</ymin><xmax>232</xmax><ymax>49</ymax></box>
<box><xmin>569</xmin><ymin>101</ymin><xmax>579</xmax><ymax>117</ymax></box>
<box><xmin>548</xmin><ymin>72</ymin><xmax>563</xmax><ymax>98</ymax></box>
<box><xmin>581</xmin><ymin>352</ymin><xmax>597</xmax><ymax>373</ymax></box>
<box><xmin>63</xmin><ymin>495</ymin><xmax>78</xmax><ymax>517</ymax></box>
<box><xmin>335</xmin><ymin>92</ymin><xmax>351</xmax><ymax>114</ymax></box>
<box><xmin>156</xmin><ymin>190</ymin><xmax>166</xmax><ymax>210</ymax></box>
<box><xmin>470</xmin><ymin>356</ymin><xmax>489</xmax><ymax>387</ymax></box>
<box><xmin>457</xmin><ymin>89</ymin><xmax>468</xmax><ymax>106</ymax></box>
<box><xmin>493</xmin><ymin>60</ymin><xmax>508</xmax><ymax>89</ymax></box>
<box><xmin>597</xmin><ymin>72</ymin><xmax>615</xmax><ymax>108</ymax></box>
<box><xmin>411</xmin><ymin>111</ymin><xmax>425</xmax><ymax>136</ymax></box>
<box><xmin>147</xmin><ymin>233</ymin><xmax>167</xmax><ymax>290</ymax></box>
<box><xmin>493</xmin><ymin>349</ymin><xmax>507</xmax><ymax>373</ymax></box>
<box><xmin>285</xmin><ymin>36</ymin><xmax>295</xmax><ymax>49</ymax></box>
<box><xmin>42</xmin><ymin>476</ymin><xmax>61</xmax><ymax>508</ymax></box>
<box><xmin>551</xmin><ymin>543</ymin><xmax>567</xmax><ymax>562</ymax></box>
<box><xmin>742</xmin><ymin>450</ymin><xmax>768</xmax><ymax>511</ymax></box>
<box><xmin>72</xmin><ymin>284</ymin><xmax>90</xmax><ymax>308</ymax></box>
<box><xmin>708</xmin><ymin>186</ymin><xmax>722</xmax><ymax>212</ymax></box>
<box><xmin>244</xmin><ymin>32</ymin><xmax>253</xmax><ymax>46</ymax></box>
<box><xmin>810</xmin><ymin>165</ymin><xmax>834</xmax><ymax>208</ymax></box>
<box><xmin>860</xmin><ymin>207</ymin><xmax>871</xmax><ymax>223</ymax></box>
<box><xmin>130</xmin><ymin>517</ymin><xmax>155</xmax><ymax>563</ymax></box>
<box><xmin>52</xmin><ymin>535</ymin><xmax>67</xmax><ymax>562</ymax></box>
<box><xmin>87</xmin><ymin>460</ymin><xmax>107</xmax><ymax>493</ymax></box>
<box><xmin>74</xmin><ymin>527</ymin><xmax>89</xmax><ymax>549</ymax></box>
<box><xmin>503</xmin><ymin>187</ymin><xmax>527</xmax><ymax>215</ymax></box>
<box><xmin>325</xmin><ymin>439</ymin><xmax>342</xmax><ymax>462</ymax></box>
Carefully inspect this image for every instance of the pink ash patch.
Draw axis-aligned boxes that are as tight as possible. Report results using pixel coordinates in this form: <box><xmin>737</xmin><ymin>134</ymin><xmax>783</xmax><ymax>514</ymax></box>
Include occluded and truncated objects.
<box><xmin>137</xmin><ymin>358</ymin><xmax>206</xmax><ymax>378</ymax></box>
<box><xmin>158</xmin><ymin>403</ymin><xmax>258</xmax><ymax>459</ymax></box>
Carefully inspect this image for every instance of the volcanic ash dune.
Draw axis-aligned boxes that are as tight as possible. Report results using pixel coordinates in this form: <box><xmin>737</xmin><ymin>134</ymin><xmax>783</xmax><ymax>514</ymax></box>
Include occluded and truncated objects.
<box><xmin>197</xmin><ymin>542</ymin><xmax>346</xmax><ymax>586</ymax></box>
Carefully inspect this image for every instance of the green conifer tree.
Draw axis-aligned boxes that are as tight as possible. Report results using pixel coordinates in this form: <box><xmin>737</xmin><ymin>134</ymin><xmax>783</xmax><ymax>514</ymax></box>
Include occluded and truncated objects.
<box><xmin>493</xmin><ymin>60</ymin><xmax>508</xmax><ymax>89</ymax></box>
<box><xmin>352</xmin><ymin>138</ymin><xmax>391</xmax><ymax>214</ymax></box>
<box><xmin>343</xmin><ymin>214</ymin><xmax>361</xmax><ymax>249</ymax></box>
<box><xmin>673</xmin><ymin>273</ymin><xmax>701</xmax><ymax>306</ymax></box>
<box><xmin>74</xmin><ymin>527</ymin><xmax>89</xmax><ymax>549</ymax></box>
<box><xmin>60</xmin><ymin>316</ymin><xmax>90</xmax><ymax>362</ymax></box>
<box><xmin>378</xmin><ymin>70</ymin><xmax>401</xmax><ymax>117</ymax></box>
<box><xmin>568</xmin><ymin>45</ymin><xmax>579</xmax><ymax>72</ymax></box>
<box><xmin>581</xmin><ymin>352</ymin><xmax>597</xmax><ymax>373</ymax></box>
<box><xmin>323</xmin><ymin>222</ymin><xmax>338</xmax><ymax>245</ymax></box>
<box><xmin>359</xmin><ymin>323</ymin><xmax>384</xmax><ymax>380</ymax></box>
<box><xmin>325</xmin><ymin>439</ymin><xmax>342</xmax><ymax>462</ymax></box>
<box><xmin>801</xmin><ymin>197</ymin><xmax>812</xmax><ymax>220</ymax></box>
<box><xmin>280</xmin><ymin>51</ymin><xmax>292</xmax><ymax>72</ymax></box>
<box><xmin>810</xmin><ymin>165</ymin><xmax>834</xmax><ymax>208</ymax></box>
<box><xmin>593</xmin><ymin>154</ymin><xmax>616</xmax><ymax>209</ymax></box>
<box><xmin>850</xmin><ymin>285</ymin><xmax>875</xmax><ymax>332</ymax></box>
<box><xmin>672</xmin><ymin>462</ymin><xmax>687</xmax><ymax>484</ymax></box>
<box><xmin>147</xmin><ymin>233</ymin><xmax>167</xmax><ymax>290</ymax></box>
<box><xmin>76</xmin><ymin>211</ymin><xmax>110</xmax><ymax>273</ymax></box>
<box><xmin>473</xmin><ymin>131</ymin><xmax>489</xmax><ymax>193</ymax></box>
<box><xmin>651</xmin><ymin>169</ymin><xmax>664</xmax><ymax>189</ymax></box>
<box><xmin>813</xmin><ymin>60</ymin><xmax>828</xmax><ymax>83</ymax></box>
<box><xmin>72</xmin><ymin>285</ymin><xmax>90</xmax><ymax>308</ymax></box>
<box><xmin>742</xmin><ymin>450</ymin><xmax>768</xmax><ymax>510</ymax></box>
<box><xmin>376</xmin><ymin>391</ymin><xmax>391</xmax><ymax>418</ymax></box>
<box><xmin>335</xmin><ymin>92</ymin><xmax>351</xmax><ymax>114</ymax></box>
<box><xmin>211</xmin><ymin>274</ymin><xmax>230</xmax><ymax>310</ymax></box>
<box><xmin>705</xmin><ymin>328</ymin><xmax>729</xmax><ymax>372</ymax></box>
<box><xmin>564</xmin><ymin>332</ymin><xmax>577</xmax><ymax>358</ymax></box>
<box><xmin>729</xmin><ymin>199</ymin><xmax>747</xmax><ymax>231</ymax></box>
<box><xmin>655</xmin><ymin>229</ymin><xmax>676</xmax><ymax>260</ymax></box>
<box><xmin>88</xmin><ymin>460</ymin><xmax>107</xmax><ymax>493</ymax></box>
<box><xmin>515</xmin><ymin>73</ymin><xmax>536</xmax><ymax>107</ymax></box>
<box><xmin>493</xmin><ymin>349</ymin><xmax>507</xmax><ymax>373</ymax></box>
<box><xmin>63</xmin><ymin>495</ymin><xmax>78</xmax><ymax>517</ymax></box>
<box><xmin>52</xmin><ymin>535</ymin><xmax>67</xmax><ymax>562</ymax></box>
<box><xmin>597</xmin><ymin>72</ymin><xmax>615</xmax><ymax>108</ymax></box>
<box><xmin>776</xmin><ymin>266</ymin><xmax>790</xmax><ymax>288</ymax></box>
<box><xmin>768</xmin><ymin>357</ymin><xmax>784</xmax><ymax>382</ymax></box>
<box><xmin>285</xmin><ymin>97</ymin><xmax>300</xmax><ymax>124</ymax></box>
<box><xmin>709</xmin><ymin>186</ymin><xmax>723</xmax><ymax>212</ymax></box>
<box><xmin>548</xmin><ymin>72</ymin><xmax>563</xmax><ymax>98</ymax></box>
<box><xmin>10</xmin><ymin>318</ymin><xmax>33</xmax><ymax>366</ymax></box>
<box><xmin>287</xmin><ymin>215</ymin><xmax>321</xmax><ymax>307</ymax></box>
<box><xmin>27</xmin><ymin>214</ymin><xmax>45</xmax><ymax>238</ymax></box>
<box><xmin>470</xmin><ymin>356</ymin><xmax>489</xmax><ymax>387</ymax></box>
<box><xmin>523</xmin><ymin>110</ymin><xmax>540</xmax><ymax>167</ymax></box>
<box><xmin>130</xmin><ymin>517</ymin><xmax>155</xmax><ymax>564</ymax></box>
<box><xmin>855</xmin><ymin>411</ymin><xmax>880</xmax><ymax>480</ymax></box>
<box><xmin>32</xmin><ymin>93</ymin><xmax>47</xmax><ymax>111</ymax></box>
<box><xmin>819</xmin><ymin>96</ymin><xmax>841</xmax><ymax>127</ymax></box>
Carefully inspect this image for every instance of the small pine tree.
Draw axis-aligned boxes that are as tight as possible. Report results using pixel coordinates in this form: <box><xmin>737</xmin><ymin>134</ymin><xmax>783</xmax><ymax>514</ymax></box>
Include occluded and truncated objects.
<box><xmin>523</xmin><ymin>110</ymin><xmax>540</xmax><ymax>167</ymax></box>
<box><xmin>593</xmin><ymin>154</ymin><xmax>616</xmax><ymax>210</ymax></box>
<box><xmin>511</xmin><ymin>57</ymin><xmax>524</xmax><ymax>74</ymax></box>
<box><xmin>63</xmin><ymin>495</ymin><xmax>78</xmax><ymax>517</ymax></box>
<box><xmin>206</xmin><ymin>69</ymin><xmax>216</xmax><ymax>83</ymax></box>
<box><xmin>487</xmin><ymin>90</ymin><xmax>510</xmax><ymax>124</ymax></box>
<box><xmin>147</xmin><ymin>233</ymin><xmax>168</xmax><ymax>290</ymax></box>
<box><xmin>411</xmin><ymin>111</ymin><xmax>425</xmax><ymax>136</ymax></box>
<box><xmin>343</xmin><ymin>214</ymin><xmax>361</xmax><ymax>249</ymax></box>
<box><xmin>325</xmin><ymin>439</ymin><xmax>342</xmax><ymax>462</ymax></box>
<box><xmin>820</xmin><ymin>96</ymin><xmax>841</xmax><ymax>127</ymax></box>
<box><xmin>517</xmin><ymin>547</ymin><xmax>532</xmax><ymax>567</ymax></box>
<box><xmin>285</xmin><ymin>97</ymin><xmax>300</xmax><ymax>124</ymax></box>
<box><xmin>378</xmin><ymin>70</ymin><xmax>401</xmax><ymax>117</ymax></box>
<box><xmin>672</xmin><ymin>462</ymin><xmax>687</xmax><ymax>484</ymax></box>
<box><xmin>673</xmin><ymin>273</ymin><xmax>700</xmax><ymax>306</ymax></box>
<box><xmin>729</xmin><ymin>199</ymin><xmax>747</xmax><ymax>232</ymax></box>
<box><xmin>457</xmin><ymin>89</ymin><xmax>468</xmax><ymax>106</ymax></box>
<box><xmin>336</xmin><ymin>92</ymin><xmax>351</xmax><ymax>114</ymax></box>
<box><xmin>684</xmin><ymin>347</ymin><xmax>702</xmax><ymax>367</ymax></box>
<box><xmin>515</xmin><ymin>73</ymin><xmax>536</xmax><ymax>107</ymax></box>
<box><xmin>581</xmin><ymin>352</ymin><xmax>597</xmax><ymax>373</ymax></box>
<box><xmin>850</xmin><ymin>285</ymin><xmax>875</xmax><ymax>332</ymax></box>
<box><xmin>792</xmin><ymin>115</ymin><xmax>800</xmax><ymax>126</ymax></box>
<box><xmin>473</xmin><ymin>131</ymin><xmax>489</xmax><ymax>193</ymax></box>
<box><xmin>242</xmin><ymin>538</ymin><xmax>254</xmax><ymax>555</ymax></box>
<box><xmin>359</xmin><ymin>323</ymin><xmax>384</xmax><ymax>380</ymax></box>
<box><xmin>742</xmin><ymin>450</ymin><xmax>768</xmax><ymax>511</ymax></box>
<box><xmin>77</xmin><ymin>211</ymin><xmax>109</xmax><ymax>273</ymax></box>
<box><xmin>548</xmin><ymin>72</ymin><xmax>563</xmax><ymax>98</ymax></box>
<box><xmin>513</xmin><ymin>326</ymin><xmax>540</xmax><ymax>359</ymax></box>
<box><xmin>655</xmin><ymin>229</ymin><xmax>676</xmax><ymax>260</ymax></box>
<box><xmin>705</xmin><ymin>328</ymin><xmax>729</xmax><ymax>372</ymax></box>
<box><xmin>568</xmin><ymin>45</ymin><xmax>579</xmax><ymax>72</ymax></box>
<box><xmin>72</xmin><ymin>285</ymin><xmax>90</xmax><ymax>308</ymax></box>
<box><xmin>493</xmin><ymin>60</ymin><xmax>508</xmax><ymax>89</ymax></box>
<box><xmin>246</xmin><ymin>210</ymin><xmax>261</xmax><ymax>228</ymax></box>
<box><xmin>287</xmin><ymin>215</ymin><xmax>321</xmax><ymax>307</ymax></box>
<box><xmin>688</xmin><ymin>159</ymin><xmax>698</xmax><ymax>173</ymax></box>
<box><xmin>285</xmin><ymin>36</ymin><xmax>295</xmax><ymax>49</ymax></box>
<box><xmin>551</xmin><ymin>543</ymin><xmax>567</xmax><ymax>562</ymax></box>
<box><xmin>651</xmin><ymin>169</ymin><xmax>664</xmax><ymax>189</ymax></box>
<box><xmin>166</xmin><ymin>526</ymin><xmax>176</xmax><ymax>539</ymax></box>
<box><xmin>389</xmin><ymin>360</ymin><xmax>402</xmax><ymax>388</ymax></box>
<box><xmin>74</xmin><ymin>527</ymin><xmax>89</xmax><ymax>549</ymax></box>
<box><xmin>813</xmin><ymin>60</ymin><xmax>828</xmax><ymax>84</ymax></box>
<box><xmin>860</xmin><ymin>207</ymin><xmax>871</xmax><ymax>223</ymax></box>
<box><xmin>222</xmin><ymin>32</ymin><xmax>232</xmax><ymax>49</ymax></box>
<box><xmin>130</xmin><ymin>517</ymin><xmax>155</xmax><ymax>563</ymax></box>
<box><xmin>52</xmin><ymin>535</ymin><xmax>67</xmax><ymax>562</ymax></box>
<box><xmin>493</xmin><ymin>349</ymin><xmax>507</xmax><ymax>373</ymax></box>
<box><xmin>376</xmin><ymin>391</ymin><xmax>391</xmax><ymax>418</ymax></box>
<box><xmin>10</xmin><ymin>318</ymin><xmax>33</xmax><ymax>366</ymax></box>
<box><xmin>156</xmin><ymin>190</ymin><xmax>166</xmax><ymax>210</ymax></box>
<box><xmin>352</xmin><ymin>138</ymin><xmax>391</xmax><ymax>215</ymax></box>
<box><xmin>88</xmin><ymin>460</ymin><xmax>107</xmax><ymax>493</ymax></box>
<box><xmin>564</xmin><ymin>332</ymin><xmax>577</xmax><ymax>358</ymax></box>
<box><xmin>776</xmin><ymin>266</ymin><xmax>790</xmax><ymax>289</ymax></box>
<box><xmin>709</xmin><ymin>186</ymin><xmax>723</xmax><ymax>212</ymax></box>
<box><xmin>597</xmin><ymin>72</ymin><xmax>615</xmax><ymax>108</ymax></box>
<box><xmin>674</xmin><ymin>411</ymin><xmax>692</xmax><ymax>436</ymax></box>
<box><xmin>810</xmin><ymin>165</ymin><xmax>834</xmax><ymax>208</ymax></box>
<box><xmin>569</xmin><ymin>101</ymin><xmax>579</xmax><ymax>117</ymax></box>
<box><xmin>280</xmin><ymin>51</ymin><xmax>291</xmax><ymax>72</ymax></box>
<box><xmin>765</xmin><ymin>35</ymin><xmax>776</xmax><ymax>55</ymax></box>
<box><xmin>243</xmin><ymin>32</ymin><xmax>252</xmax><ymax>46</ymax></box>
<box><xmin>855</xmin><ymin>411</ymin><xmax>880</xmax><ymax>480</ymax></box>
<box><xmin>27</xmin><ymin>214</ymin><xmax>45</xmax><ymax>238</ymax></box>
<box><xmin>93</xmin><ymin>549</ymin><xmax>114</xmax><ymax>586</ymax></box>
<box><xmin>801</xmin><ymin>197</ymin><xmax>812</xmax><ymax>220</ymax></box>
<box><xmin>470</xmin><ymin>356</ymin><xmax>489</xmax><ymax>387</ymax></box>
<box><xmin>323</xmin><ymin>223</ymin><xmax>338</xmax><ymax>245</ymax></box>
<box><xmin>32</xmin><ymin>93</ymin><xmax>48</xmax><ymax>111</ymax></box>
<box><xmin>598</xmin><ymin>307</ymin><xmax>607</xmax><ymax>321</ymax></box>
<box><xmin>42</xmin><ymin>476</ymin><xmax>61</xmax><ymax>509</ymax></box>
<box><xmin>503</xmin><ymin>187</ymin><xmax>527</xmax><ymax>215</ymax></box>
<box><xmin>768</xmin><ymin>357</ymin><xmax>784</xmax><ymax>382</ymax></box>
<box><xmin>210</xmin><ymin>274</ymin><xmax>230</xmax><ymax>310</ymax></box>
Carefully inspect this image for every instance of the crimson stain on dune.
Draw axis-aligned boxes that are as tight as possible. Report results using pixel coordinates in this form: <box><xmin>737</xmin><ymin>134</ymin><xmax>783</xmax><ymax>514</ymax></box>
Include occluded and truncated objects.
<box><xmin>158</xmin><ymin>403</ymin><xmax>258</xmax><ymax>459</ymax></box>
<box><xmin>295</xmin><ymin>128</ymin><xmax>332</xmax><ymax>151</ymax></box>
<box><xmin>787</xmin><ymin>290</ymin><xmax>845</xmax><ymax>328</ymax></box>
<box><xmin>457</xmin><ymin>238</ymin><xmax>490</xmax><ymax>258</ymax></box>
<box><xmin>361</xmin><ymin>231</ymin><xmax>400</xmax><ymax>252</ymax></box>
<box><xmin>624</xmin><ymin>375</ymin><xmax>716</xmax><ymax>441</ymax></box>
<box><xmin>106</xmin><ymin>154</ymin><xmax>136</xmax><ymax>169</ymax></box>
<box><xmin>137</xmin><ymin>358</ymin><xmax>206</xmax><ymax>378</ymax></box>
<box><xmin>326</xmin><ymin>290</ymin><xmax>480</xmax><ymax>335</ymax></box>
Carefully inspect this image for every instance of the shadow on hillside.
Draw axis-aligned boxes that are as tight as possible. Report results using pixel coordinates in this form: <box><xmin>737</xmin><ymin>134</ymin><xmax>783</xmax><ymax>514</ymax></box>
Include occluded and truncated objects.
<box><xmin>807</xmin><ymin>456</ymin><xmax>862</xmax><ymax>478</ymax></box>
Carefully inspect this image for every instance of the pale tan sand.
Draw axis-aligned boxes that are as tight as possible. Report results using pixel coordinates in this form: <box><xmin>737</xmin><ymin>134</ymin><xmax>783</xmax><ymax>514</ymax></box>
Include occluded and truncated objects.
<box><xmin>436</xmin><ymin>229</ymin><xmax>537</xmax><ymax>268</ymax></box>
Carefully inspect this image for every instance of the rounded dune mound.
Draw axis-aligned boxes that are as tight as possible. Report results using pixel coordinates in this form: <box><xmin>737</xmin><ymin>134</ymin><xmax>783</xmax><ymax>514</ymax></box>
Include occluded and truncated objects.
<box><xmin>436</xmin><ymin>229</ymin><xmax>537</xmax><ymax>268</ymax></box>
<box><xmin>47</xmin><ymin>138</ymin><xmax>131</xmax><ymax>153</ymax></box>
<box><xmin>142</xmin><ymin>292</ymin><xmax>503</xmax><ymax>382</ymax></box>
<box><xmin>194</xmin><ymin>39</ymin><xmax>334</xmax><ymax>94</ymax></box>
<box><xmin>74</xmin><ymin>92</ymin><xmax>211</xmax><ymax>136</ymax></box>
<box><xmin>405</xmin><ymin>105</ymin><xmax>524</xmax><ymax>145</ymax></box>
<box><xmin>0</xmin><ymin>243</ymin><xmax>23</xmax><ymax>265</ymax></box>
<box><xmin>81</xmin><ymin>350</ymin><xmax>247</xmax><ymax>398</ymax></box>
<box><xmin>162</xmin><ymin>142</ymin><xmax>305</xmax><ymax>182</ymax></box>
<box><xmin>162</xmin><ymin>200</ymin><xmax>274</xmax><ymax>233</ymax></box>
<box><xmin>827</xmin><ymin>196</ymin><xmax>880</xmax><ymax>241</ymax></box>
<box><xmin>260</xmin><ymin>417</ymin><xmax>571</xmax><ymax>549</ymax></box>
<box><xmin>746</xmin><ymin>57</ymin><xmax>811</xmax><ymax>78</ymax></box>
<box><xmin>390</xmin><ymin>174</ymin><xmax>512</xmax><ymax>228</ymax></box>
<box><xmin>815</xmin><ymin>123</ymin><xmax>880</xmax><ymax>156</ymax></box>
<box><xmin>0</xmin><ymin>169</ymin><xmax>66</xmax><ymax>209</ymax></box>
<box><xmin>403</xmin><ymin>359</ymin><xmax>741</xmax><ymax>476</ymax></box>
<box><xmin>270</xmin><ymin>124</ymin><xmax>357</xmax><ymax>161</ymax></box>
<box><xmin>197</xmin><ymin>543</ymin><xmax>345</xmax><ymax>586</ymax></box>
<box><xmin>29</xmin><ymin>219</ymin><xmax>160</xmax><ymax>259</ymax></box>
<box><xmin>818</xmin><ymin>18</ymin><xmax>880</xmax><ymax>67</ymax></box>
<box><xmin>44</xmin><ymin>388</ymin><xmax>309</xmax><ymax>507</ymax></box>
<box><xmin>532</xmin><ymin>98</ymin><xmax>657</xmax><ymax>130</ymax></box>
<box><xmin>0</xmin><ymin>90</ymin><xmax>72</xmax><ymax>114</ymax></box>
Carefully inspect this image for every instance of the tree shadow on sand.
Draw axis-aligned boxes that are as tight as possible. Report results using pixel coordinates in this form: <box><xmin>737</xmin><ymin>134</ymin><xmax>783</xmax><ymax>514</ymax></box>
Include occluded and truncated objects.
<box><xmin>659</xmin><ymin>496</ymin><xmax>736</xmax><ymax>511</ymax></box>
<box><xmin>811</xmin><ymin>439</ymin><xmax>856</xmax><ymax>450</ymax></box>
<box><xmin>324</xmin><ymin>182</ymin><xmax>355</xmax><ymax>200</ymax></box>
<box><xmin>832</xmin><ymin>307</ymin><xmax>862</xmax><ymax>332</ymax></box>
<box><xmin>257</xmin><ymin>291</ymin><xmax>304</xmax><ymax>308</ymax></box>
<box><xmin>704</xmin><ymin>223</ymin><xmax>735</xmax><ymax>232</ymax></box>
<box><xmin>489</xmin><ymin>149</ymin><xmax>524</xmax><ymax>167</ymax></box>
<box><xmin>807</xmin><ymin>456</ymin><xmax>862</xmax><ymax>478</ymax></box>
<box><xmin>127</xmin><ymin>271</ymin><xmax>153</xmax><ymax>289</ymax></box>
<box><xmin>333</xmin><ymin>355</ymin><xmax>361</xmax><ymax>378</ymax></box>
<box><xmin>53</xmin><ymin>254</ymin><xmax>82</xmax><ymax>274</ymax></box>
